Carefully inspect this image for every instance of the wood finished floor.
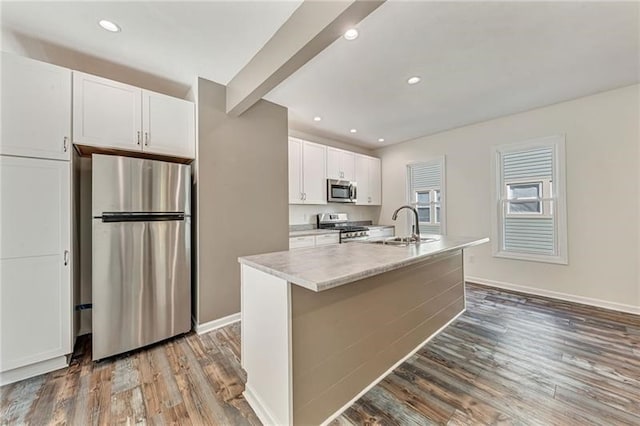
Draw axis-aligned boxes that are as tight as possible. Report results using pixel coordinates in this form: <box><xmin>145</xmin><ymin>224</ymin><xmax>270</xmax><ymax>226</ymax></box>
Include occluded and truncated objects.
<box><xmin>1</xmin><ymin>283</ymin><xmax>639</xmax><ymax>425</ymax></box>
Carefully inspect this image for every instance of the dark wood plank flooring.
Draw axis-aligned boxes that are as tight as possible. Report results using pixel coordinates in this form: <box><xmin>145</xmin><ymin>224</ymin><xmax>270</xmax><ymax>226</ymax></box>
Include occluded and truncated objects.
<box><xmin>1</xmin><ymin>283</ymin><xmax>639</xmax><ymax>425</ymax></box>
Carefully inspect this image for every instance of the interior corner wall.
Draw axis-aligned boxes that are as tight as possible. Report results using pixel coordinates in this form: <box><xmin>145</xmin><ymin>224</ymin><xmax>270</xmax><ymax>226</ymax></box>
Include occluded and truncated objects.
<box><xmin>376</xmin><ymin>84</ymin><xmax>640</xmax><ymax>311</ymax></box>
<box><xmin>197</xmin><ymin>77</ymin><xmax>289</xmax><ymax>324</ymax></box>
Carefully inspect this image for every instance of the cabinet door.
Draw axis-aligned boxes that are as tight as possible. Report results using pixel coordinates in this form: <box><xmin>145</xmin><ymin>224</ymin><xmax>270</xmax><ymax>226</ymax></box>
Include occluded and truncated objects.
<box><xmin>302</xmin><ymin>141</ymin><xmax>327</xmax><ymax>204</ymax></box>
<box><xmin>289</xmin><ymin>236</ymin><xmax>315</xmax><ymax>249</ymax></box>
<box><xmin>142</xmin><ymin>90</ymin><xmax>195</xmax><ymax>158</ymax></box>
<box><xmin>0</xmin><ymin>156</ymin><xmax>71</xmax><ymax>372</ymax></box>
<box><xmin>328</xmin><ymin>148</ymin><xmax>355</xmax><ymax>181</ymax></box>
<box><xmin>355</xmin><ymin>155</ymin><xmax>370</xmax><ymax>205</ymax></box>
<box><xmin>326</xmin><ymin>147</ymin><xmax>342</xmax><ymax>180</ymax></box>
<box><xmin>288</xmin><ymin>139</ymin><xmax>303</xmax><ymax>204</ymax></box>
<box><xmin>369</xmin><ymin>157</ymin><xmax>382</xmax><ymax>205</ymax></box>
<box><xmin>1</xmin><ymin>53</ymin><xmax>71</xmax><ymax>160</ymax></box>
<box><xmin>315</xmin><ymin>233</ymin><xmax>340</xmax><ymax>246</ymax></box>
<box><xmin>73</xmin><ymin>71</ymin><xmax>142</xmax><ymax>151</ymax></box>
<box><xmin>341</xmin><ymin>151</ymin><xmax>356</xmax><ymax>181</ymax></box>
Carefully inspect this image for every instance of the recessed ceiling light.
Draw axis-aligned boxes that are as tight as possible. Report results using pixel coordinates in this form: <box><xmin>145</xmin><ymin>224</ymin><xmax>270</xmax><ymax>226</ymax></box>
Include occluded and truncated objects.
<box><xmin>99</xmin><ymin>19</ymin><xmax>121</xmax><ymax>32</ymax></box>
<box><xmin>407</xmin><ymin>76</ymin><xmax>421</xmax><ymax>85</ymax></box>
<box><xmin>313</xmin><ymin>116</ymin><xmax>322</xmax><ymax>122</ymax></box>
<box><xmin>350</xmin><ymin>128</ymin><xmax>357</xmax><ymax>133</ymax></box>
<box><xmin>344</xmin><ymin>28</ymin><xmax>359</xmax><ymax>41</ymax></box>
<box><xmin>378</xmin><ymin>138</ymin><xmax>385</xmax><ymax>142</ymax></box>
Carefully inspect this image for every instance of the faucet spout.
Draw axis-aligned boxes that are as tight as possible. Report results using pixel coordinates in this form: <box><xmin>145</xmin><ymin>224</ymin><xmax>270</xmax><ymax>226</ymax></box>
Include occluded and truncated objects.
<box><xmin>391</xmin><ymin>205</ymin><xmax>421</xmax><ymax>240</ymax></box>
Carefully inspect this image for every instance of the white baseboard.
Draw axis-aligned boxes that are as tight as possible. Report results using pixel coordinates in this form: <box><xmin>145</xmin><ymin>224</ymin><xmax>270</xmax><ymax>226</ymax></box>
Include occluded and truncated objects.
<box><xmin>320</xmin><ymin>309</ymin><xmax>467</xmax><ymax>426</ymax></box>
<box><xmin>466</xmin><ymin>276</ymin><xmax>640</xmax><ymax>315</ymax></box>
<box><xmin>244</xmin><ymin>384</ymin><xmax>280</xmax><ymax>426</ymax></box>
<box><xmin>194</xmin><ymin>312</ymin><xmax>241</xmax><ymax>335</ymax></box>
<box><xmin>0</xmin><ymin>356</ymin><xmax>68</xmax><ymax>386</ymax></box>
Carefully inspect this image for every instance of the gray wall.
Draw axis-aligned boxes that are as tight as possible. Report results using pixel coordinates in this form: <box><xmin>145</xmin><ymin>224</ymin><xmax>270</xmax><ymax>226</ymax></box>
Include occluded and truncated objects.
<box><xmin>197</xmin><ymin>77</ymin><xmax>289</xmax><ymax>324</ymax></box>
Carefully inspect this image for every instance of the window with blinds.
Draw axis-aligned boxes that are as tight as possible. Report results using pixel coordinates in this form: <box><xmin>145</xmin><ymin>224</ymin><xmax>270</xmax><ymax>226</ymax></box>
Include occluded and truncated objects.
<box><xmin>492</xmin><ymin>136</ymin><xmax>568</xmax><ymax>264</ymax></box>
<box><xmin>407</xmin><ymin>157</ymin><xmax>445</xmax><ymax>235</ymax></box>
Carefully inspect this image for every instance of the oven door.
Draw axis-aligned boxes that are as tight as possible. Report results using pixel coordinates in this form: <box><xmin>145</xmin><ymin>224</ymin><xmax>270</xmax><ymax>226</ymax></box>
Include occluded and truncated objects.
<box><xmin>327</xmin><ymin>179</ymin><xmax>356</xmax><ymax>203</ymax></box>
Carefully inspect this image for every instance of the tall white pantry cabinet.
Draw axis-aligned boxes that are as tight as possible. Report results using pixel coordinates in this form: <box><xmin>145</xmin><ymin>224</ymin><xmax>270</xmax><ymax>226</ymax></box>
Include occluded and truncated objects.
<box><xmin>0</xmin><ymin>52</ymin><xmax>73</xmax><ymax>385</ymax></box>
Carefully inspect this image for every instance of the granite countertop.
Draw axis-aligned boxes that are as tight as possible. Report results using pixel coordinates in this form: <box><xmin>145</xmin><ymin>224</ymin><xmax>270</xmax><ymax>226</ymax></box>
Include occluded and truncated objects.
<box><xmin>289</xmin><ymin>229</ymin><xmax>341</xmax><ymax>238</ymax></box>
<box><xmin>238</xmin><ymin>235</ymin><xmax>489</xmax><ymax>292</ymax></box>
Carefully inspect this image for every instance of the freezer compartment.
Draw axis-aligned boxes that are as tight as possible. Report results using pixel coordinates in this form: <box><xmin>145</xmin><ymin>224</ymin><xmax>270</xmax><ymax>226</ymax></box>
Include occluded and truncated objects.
<box><xmin>92</xmin><ymin>218</ymin><xmax>191</xmax><ymax>360</ymax></box>
<box><xmin>92</xmin><ymin>154</ymin><xmax>191</xmax><ymax>216</ymax></box>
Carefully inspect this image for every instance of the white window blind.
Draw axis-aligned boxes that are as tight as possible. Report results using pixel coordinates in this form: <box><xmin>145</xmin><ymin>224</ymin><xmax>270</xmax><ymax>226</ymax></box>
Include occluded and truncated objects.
<box><xmin>408</xmin><ymin>158</ymin><xmax>445</xmax><ymax>235</ymax></box>
<box><xmin>502</xmin><ymin>147</ymin><xmax>555</xmax><ymax>255</ymax></box>
<box><xmin>492</xmin><ymin>135</ymin><xmax>568</xmax><ymax>264</ymax></box>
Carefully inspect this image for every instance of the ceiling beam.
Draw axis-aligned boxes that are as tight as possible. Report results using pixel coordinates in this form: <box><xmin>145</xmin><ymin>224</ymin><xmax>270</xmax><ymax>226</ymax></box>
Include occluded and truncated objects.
<box><xmin>226</xmin><ymin>0</ymin><xmax>385</xmax><ymax>116</ymax></box>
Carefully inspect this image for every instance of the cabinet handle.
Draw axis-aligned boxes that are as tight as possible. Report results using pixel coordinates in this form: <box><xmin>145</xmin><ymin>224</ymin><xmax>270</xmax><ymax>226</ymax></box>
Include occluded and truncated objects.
<box><xmin>144</xmin><ymin>132</ymin><xmax>149</xmax><ymax>146</ymax></box>
<box><xmin>63</xmin><ymin>136</ymin><xmax>68</xmax><ymax>152</ymax></box>
<box><xmin>137</xmin><ymin>131</ymin><xmax>141</xmax><ymax>145</ymax></box>
<box><xmin>303</xmin><ymin>193</ymin><xmax>307</xmax><ymax>201</ymax></box>
<box><xmin>64</xmin><ymin>250</ymin><xmax>69</xmax><ymax>266</ymax></box>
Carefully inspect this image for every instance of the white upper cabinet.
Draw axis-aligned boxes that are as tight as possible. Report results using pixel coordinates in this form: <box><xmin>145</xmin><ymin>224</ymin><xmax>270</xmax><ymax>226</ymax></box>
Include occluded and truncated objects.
<box><xmin>73</xmin><ymin>71</ymin><xmax>195</xmax><ymax>159</ymax></box>
<box><xmin>73</xmin><ymin>71</ymin><xmax>142</xmax><ymax>151</ymax></box>
<box><xmin>302</xmin><ymin>141</ymin><xmax>327</xmax><ymax>204</ymax></box>
<box><xmin>1</xmin><ymin>52</ymin><xmax>71</xmax><ymax>161</ymax></box>
<box><xmin>288</xmin><ymin>138</ymin><xmax>326</xmax><ymax>205</ymax></box>
<box><xmin>369</xmin><ymin>157</ymin><xmax>382</xmax><ymax>205</ymax></box>
<box><xmin>288</xmin><ymin>138</ymin><xmax>303</xmax><ymax>204</ymax></box>
<box><xmin>327</xmin><ymin>147</ymin><xmax>355</xmax><ymax>181</ymax></box>
<box><xmin>142</xmin><ymin>90</ymin><xmax>195</xmax><ymax>158</ymax></box>
<box><xmin>355</xmin><ymin>154</ymin><xmax>382</xmax><ymax>205</ymax></box>
<box><xmin>0</xmin><ymin>156</ymin><xmax>71</xmax><ymax>373</ymax></box>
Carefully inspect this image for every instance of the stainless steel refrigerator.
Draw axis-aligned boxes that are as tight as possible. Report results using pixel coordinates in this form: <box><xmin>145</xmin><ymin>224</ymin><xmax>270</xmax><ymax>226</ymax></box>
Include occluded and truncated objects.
<box><xmin>92</xmin><ymin>154</ymin><xmax>191</xmax><ymax>360</ymax></box>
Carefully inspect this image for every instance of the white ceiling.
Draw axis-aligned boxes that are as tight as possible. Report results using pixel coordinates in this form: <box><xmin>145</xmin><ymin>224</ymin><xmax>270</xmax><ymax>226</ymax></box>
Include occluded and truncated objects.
<box><xmin>266</xmin><ymin>1</ymin><xmax>640</xmax><ymax>147</ymax></box>
<box><xmin>1</xmin><ymin>1</ymin><xmax>302</xmax><ymax>86</ymax></box>
<box><xmin>2</xmin><ymin>1</ymin><xmax>638</xmax><ymax>148</ymax></box>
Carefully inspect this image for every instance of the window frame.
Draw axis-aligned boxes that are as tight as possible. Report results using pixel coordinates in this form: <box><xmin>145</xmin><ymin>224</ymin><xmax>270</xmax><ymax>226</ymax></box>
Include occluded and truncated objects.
<box><xmin>414</xmin><ymin>188</ymin><xmax>440</xmax><ymax>226</ymax></box>
<box><xmin>491</xmin><ymin>135</ymin><xmax>568</xmax><ymax>265</ymax></box>
<box><xmin>406</xmin><ymin>156</ymin><xmax>446</xmax><ymax>235</ymax></box>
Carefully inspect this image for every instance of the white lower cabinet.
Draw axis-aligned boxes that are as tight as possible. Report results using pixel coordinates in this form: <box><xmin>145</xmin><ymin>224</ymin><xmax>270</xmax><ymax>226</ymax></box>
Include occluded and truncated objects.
<box><xmin>289</xmin><ymin>233</ymin><xmax>340</xmax><ymax>249</ymax></box>
<box><xmin>0</xmin><ymin>156</ymin><xmax>71</xmax><ymax>384</ymax></box>
<box><xmin>289</xmin><ymin>235</ymin><xmax>316</xmax><ymax>249</ymax></box>
<box><xmin>368</xmin><ymin>227</ymin><xmax>394</xmax><ymax>239</ymax></box>
<box><xmin>314</xmin><ymin>233</ymin><xmax>340</xmax><ymax>246</ymax></box>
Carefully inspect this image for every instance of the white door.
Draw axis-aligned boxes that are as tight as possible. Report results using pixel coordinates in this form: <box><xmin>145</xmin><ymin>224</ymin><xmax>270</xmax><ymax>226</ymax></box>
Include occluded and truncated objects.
<box><xmin>0</xmin><ymin>156</ymin><xmax>71</xmax><ymax>372</ymax></box>
<box><xmin>142</xmin><ymin>90</ymin><xmax>195</xmax><ymax>158</ymax></box>
<box><xmin>326</xmin><ymin>147</ymin><xmax>343</xmax><ymax>180</ymax></box>
<box><xmin>302</xmin><ymin>141</ymin><xmax>327</xmax><ymax>204</ymax></box>
<box><xmin>288</xmin><ymin>139</ymin><xmax>303</xmax><ymax>204</ymax></box>
<box><xmin>369</xmin><ymin>157</ymin><xmax>382</xmax><ymax>205</ymax></box>
<box><xmin>341</xmin><ymin>151</ymin><xmax>356</xmax><ymax>181</ymax></box>
<box><xmin>72</xmin><ymin>71</ymin><xmax>142</xmax><ymax>151</ymax></box>
<box><xmin>355</xmin><ymin>155</ymin><xmax>370</xmax><ymax>205</ymax></box>
<box><xmin>1</xmin><ymin>53</ymin><xmax>71</xmax><ymax>160</ymax></box>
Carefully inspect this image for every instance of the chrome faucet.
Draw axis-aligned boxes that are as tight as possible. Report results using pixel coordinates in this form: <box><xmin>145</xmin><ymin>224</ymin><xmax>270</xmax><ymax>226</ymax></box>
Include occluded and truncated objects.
<box><xmin>392</xmin><ymin>205</ymin><xmax>421</xmax><ymax>240</ymax></box>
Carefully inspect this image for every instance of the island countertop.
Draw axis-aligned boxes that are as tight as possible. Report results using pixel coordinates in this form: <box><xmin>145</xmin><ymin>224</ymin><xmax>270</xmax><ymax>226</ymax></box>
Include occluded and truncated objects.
<box><xmin>238</xmin><ymin>235</ymin><xmax>489</xmax><ymax>292</ymax></box>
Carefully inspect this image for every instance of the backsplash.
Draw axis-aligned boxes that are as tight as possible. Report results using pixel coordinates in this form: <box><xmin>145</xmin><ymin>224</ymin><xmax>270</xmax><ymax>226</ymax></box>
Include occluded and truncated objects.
<box><xmin>289</xmin><ymin>204</ymin><xmax>381</xmax><ymax>225</ymax></box>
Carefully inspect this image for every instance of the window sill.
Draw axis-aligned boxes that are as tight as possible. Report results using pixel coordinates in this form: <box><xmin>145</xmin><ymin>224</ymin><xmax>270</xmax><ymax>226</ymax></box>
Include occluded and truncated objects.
<box><xmin>493</xmin><ymin>250</ymin><xmax>568</xmax><ymax>265</ymax></box>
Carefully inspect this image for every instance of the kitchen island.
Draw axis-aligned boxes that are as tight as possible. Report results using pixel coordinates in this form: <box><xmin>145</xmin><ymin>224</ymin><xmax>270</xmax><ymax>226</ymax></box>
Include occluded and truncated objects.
<box><xmin>238</xmin><ymin>236</ymin><xmax>488</xmax><ymax>425</ymax></box>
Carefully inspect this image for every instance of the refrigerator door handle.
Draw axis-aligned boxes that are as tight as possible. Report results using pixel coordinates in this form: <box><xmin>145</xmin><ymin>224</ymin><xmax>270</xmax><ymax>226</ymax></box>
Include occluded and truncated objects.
<box><xmin>100</xmin><ymin>212</ymin><xmax>186</xmax><ymax>223</ymax></box>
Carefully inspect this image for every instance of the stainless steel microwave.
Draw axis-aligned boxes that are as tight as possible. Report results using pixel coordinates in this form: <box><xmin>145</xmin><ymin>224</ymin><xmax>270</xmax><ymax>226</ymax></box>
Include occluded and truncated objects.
<box><xmin>327</xmin><ymin>179</ymin><xmax>357</xmax><ymax>203</ymax></box>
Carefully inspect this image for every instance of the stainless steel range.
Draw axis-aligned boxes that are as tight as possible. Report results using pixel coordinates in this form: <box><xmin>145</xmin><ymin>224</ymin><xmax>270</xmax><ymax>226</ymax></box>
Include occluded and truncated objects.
<box><xmin>317</xmin><ymin>213</ymin><xmax>369</xmax><ymax>242</ymax></box>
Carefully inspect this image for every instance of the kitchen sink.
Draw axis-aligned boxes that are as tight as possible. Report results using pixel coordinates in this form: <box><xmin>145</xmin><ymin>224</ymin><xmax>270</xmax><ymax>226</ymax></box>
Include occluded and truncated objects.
<box><xmin>370</xmin><ymin>236</ymin><xmax>440</xmax><ymax>247</ymax></box>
